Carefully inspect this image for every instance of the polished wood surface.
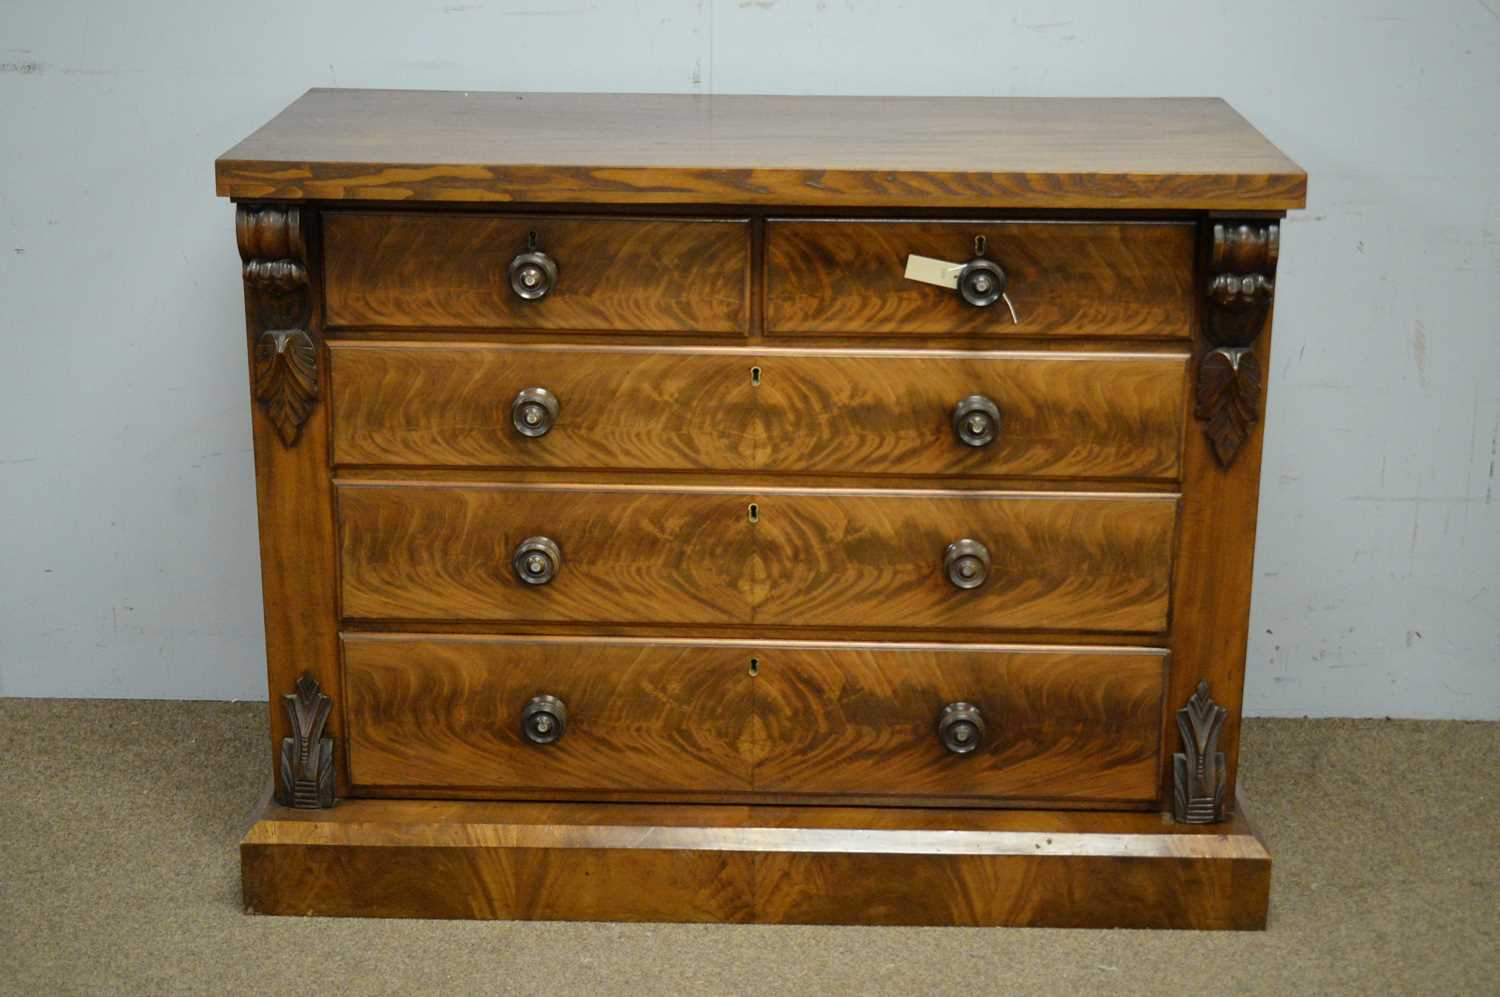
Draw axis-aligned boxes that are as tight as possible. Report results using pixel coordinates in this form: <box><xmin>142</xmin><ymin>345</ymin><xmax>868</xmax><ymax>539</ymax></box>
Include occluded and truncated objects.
<box><xmin>751</xmin><ymin>644</ymin><xmax>1164</xmax><ymax>802</ymax></box>
<box><xmin>766</xmin><ymin>220</ymin><xmax>1196</xmax><ymax>338</ymax></box>
<box><xmin>343</xmin><ymin>636</ymin><xmax>754</xmax><ymax>794</ymax></box>
<box><xmin>239</xmin><ymin>209</ymin><xmax>348</xmax><ymax>799</ymax></box>
<box><xmin>1162</xmin><ymin>243</ymin><xmax>1278</xmax><ymax>809</ymax></box>
<box><xmin>335</xmin><ymin>483</ymin><xmax>1178</xmax><ymax>633</ymax></box>
<box><xmin>223</xmin><ymin>92</ymin><xmax>1296</xmax><ymax>926</ymax></box>
<box><xmin>323</xmin><ymin>212</ymin><xmax>750</xmax><ymax>333</ymax></box>
<box><xmin>217</xmin><ymin>90</ymin><xmax>1306</xmax><ymax>210</ymax></box>
<box><xmin>340</xmin><ymin>635</ymin><xmax>1163</xmax><ymax>804</ymax></box>
<box><xmin>241</xmin><ymin>793</ymin><xmax>1271</xmax><ymax>928</ymax></box>
<box><xmin>329</xmin><ymin>342</ymin><xmax>1188</xmax><ymax>480</ymax></box>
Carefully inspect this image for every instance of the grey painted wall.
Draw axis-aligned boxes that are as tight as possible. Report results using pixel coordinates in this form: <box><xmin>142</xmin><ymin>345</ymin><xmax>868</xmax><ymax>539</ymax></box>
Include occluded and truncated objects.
<box><xmin>1</xmin><ymin>1</ymin><xmax>1497</xmax><ymax>717</ymax></box>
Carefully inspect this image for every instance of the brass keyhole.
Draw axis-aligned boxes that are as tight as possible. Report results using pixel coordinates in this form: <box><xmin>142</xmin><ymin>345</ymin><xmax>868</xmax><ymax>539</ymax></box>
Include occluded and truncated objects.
<box><xmin>748</xmin><ymin>503</ymin><xmax>759</xmax><ymax>524</ymax></box>
<box><xmin>748</xmin><ymin>657</ymin><xmax>760</xmax><ymax>677</ymax></box>
<box><xmin>751</xmin><ymin>366</ymin><xmax>762</xmax><ymax>386</ymax></box>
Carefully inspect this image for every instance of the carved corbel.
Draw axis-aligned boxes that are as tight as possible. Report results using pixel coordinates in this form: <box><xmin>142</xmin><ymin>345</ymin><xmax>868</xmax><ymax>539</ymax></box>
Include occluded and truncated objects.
<box><xmin>279</xmin><ymin>672</ymin><xmax>336</xmax><ymax>809</ymax></box>
<box><xmin>1172</xmin><ymin>680</ymin><xmax>1228</xmax><ymax>824</ymax></box>
<box><xmin>237</xmin><ymin>205</ymin><xmax>317</xmax><ymax>446</ymax></box>
<box><xmin>1195</xmin><ymin>221</ymin><xmax>1278</xmax><ymax>466</ymax></box>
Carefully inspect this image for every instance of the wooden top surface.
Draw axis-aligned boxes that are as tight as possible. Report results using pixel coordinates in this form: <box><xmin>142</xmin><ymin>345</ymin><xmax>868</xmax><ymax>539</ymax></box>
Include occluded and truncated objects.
<box><xmin>216</xmin><ymin>89</ymin><xmax>1305</xmax><ymax>210</ymax></box>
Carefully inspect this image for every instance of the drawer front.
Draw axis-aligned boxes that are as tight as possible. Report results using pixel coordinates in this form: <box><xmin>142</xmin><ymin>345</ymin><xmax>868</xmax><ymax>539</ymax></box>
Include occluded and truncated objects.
<box><xmin>766</xmin><ymin>220</ymin><xmax>1195</xmax><ymax>338</ymax></box>
<box><xmin>329</xmin><ymin>344</ymin><xmax>1188</xmax><ymax>479</ymax></box>
<box><xmin>342</xmin><ymin>634</ymin><xmax>1164</xmax><ymax>805</ymax></box>
<box><xmin>337</xmin><ymin>484</ymin><xmax>1177</xmax><ymax>632</ymax></box>
<box><xmin>343</xmin><ymin>635</ymin><xmax>754</xmax><ymax>793</ymax></box>
<box><xmin>752</xmin><ymin>644</ymin><xmax>1166</xmax><ymax>803</ymax></box>
<box><xmin>323</xmin><ymin>212</ymin><xmax>751</xmax><ymax>334</ymax></box>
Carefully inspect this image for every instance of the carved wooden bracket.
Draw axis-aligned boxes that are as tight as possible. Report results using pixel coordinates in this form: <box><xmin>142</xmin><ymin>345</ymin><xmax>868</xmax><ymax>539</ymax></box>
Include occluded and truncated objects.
<box><xmin>1172</xmin><ymin>680</ymin><xmax>1228</xmax><ymax>824</ymax></box>
<box><xmin>237</xmin><ymin>205</ymin><xmax>318</xmax><ymax>446</ymax></box>
<box><xmin>1195</xmin><ymin>221</ymin><xmax>1278</xmax><ymax>466</ymax></box>
<box><xmin>279</xmin><ymin>672</ymin><xmax>336</xmax><ymax>809</ymax></box>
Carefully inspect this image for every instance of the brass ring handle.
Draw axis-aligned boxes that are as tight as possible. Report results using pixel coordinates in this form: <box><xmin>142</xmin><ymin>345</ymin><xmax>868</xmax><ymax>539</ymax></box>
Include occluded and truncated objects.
<box><xmin>522</xmin><ymin>694</ymin><xmax>567</xmax><ymax>744</ymax></box>
<box><xmin>511</xmin><ymin>387</ymin><xmax>560</xmax><ymax>437</ymax></box>
<box><xmin>509</xmin><ymin>249</ymin><xmax>558</xmax><ymax>300</ymax></box>
<box><xmin>513</xmin><ymin>536</ymin><xmax>561</xmax><ymax>585</ymax></box>
<box><xmin>953</xmin><ymin>394</ymin><xmax>1001</xmax><ymax>447</ymax></box>
<box><xmin>937</xmin><ymin>702</ymin><xmax>985</xmax><ymax>755</ymax></box>
<box><xmin>944</xmin><ymin>538</ymin><xmax>990</xmax><ymax>589</ymax></box>
<box><xmin>957</xmin><ymin>258</ymin><xmax>1006</xmax><ymax>308</ymax></box>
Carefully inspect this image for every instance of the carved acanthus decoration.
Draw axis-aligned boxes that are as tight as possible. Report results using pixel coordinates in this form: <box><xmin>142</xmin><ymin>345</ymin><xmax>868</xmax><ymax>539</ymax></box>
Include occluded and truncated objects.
<box><xmin>237</xmin><ymin>205</ymin><xmax>317</xmax><ymax>446</ymax></box>
<box><xmin>1172</xmin><ymin>680</ymin><xmax>1228</xmax><ymax>824</ymax></box>
<box><xmin>279</xmin><ymin>672</ymin><xmax>336</xmax><ymax>809</ymax></box>
<box><xmin>253</xmin><ymin>330</ymin><xmax>319</xmax><ymax>447</ymax></box>
<box><xmin>1195</xmin><ymin>221</ymin><xmax>1278</xmax><ymax>467</ymax></box>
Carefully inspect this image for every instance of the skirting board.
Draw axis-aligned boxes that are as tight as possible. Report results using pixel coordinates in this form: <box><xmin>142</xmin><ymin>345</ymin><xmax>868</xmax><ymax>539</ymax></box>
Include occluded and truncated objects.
<box><xmin>241</xmin><ymin>794</ymin><xmax>1271</xmax><ymax>929</ymax></box>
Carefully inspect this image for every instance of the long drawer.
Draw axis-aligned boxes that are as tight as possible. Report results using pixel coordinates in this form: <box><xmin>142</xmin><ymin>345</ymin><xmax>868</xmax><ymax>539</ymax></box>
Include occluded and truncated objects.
<box><xmin>329</xmin><ymin>344</ymin><xmax>1189</xmax><ymax>480</ymax></box>
<box><xmin>342</xmin><ymin>635</ymin><xmax>1167</xmax><ymax>805</ymax></box>
<box><xmin>336</xmin><ymin>483</ymin><xmax>1178</xmax><ymax>633</ymax></box>
<box><xmin>323</xmin><ymin>212</ymin><xmax>751</xmax><ymax>333</ymax></box>
<box><xmin>766</xmin><ymin>219</ymin><xmax>1195</xmax><ymax>338</ymax></box>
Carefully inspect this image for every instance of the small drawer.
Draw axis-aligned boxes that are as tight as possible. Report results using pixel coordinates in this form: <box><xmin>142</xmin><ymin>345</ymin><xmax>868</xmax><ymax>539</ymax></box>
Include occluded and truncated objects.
<box><xmin>336</xmin><ymin>483</ymin><xmax>1177</xmax><ymax>633</ymax></box>
<box><xmin>765</xmin><ymin>219</ymin><xmax>1195</xmax><ymax>338</ymax></box>
<box><xmin>751</xmin><ymin>643</ymin><xmax>1167</xmax><ymax>804</ymax></box>
<box><xmin>328</xmin><ymin>343</ymin><xmax>1188</xmax><ymax>480</ymax></box>
<box><xmin>342</xmin><ymin>635</ymin><xmax>755</xmax><ymax>795</ymax></box>
<box><xmin>323</xmin><ymin>212</ymin><xmax>751</xmax><ymax>334</ymax></box>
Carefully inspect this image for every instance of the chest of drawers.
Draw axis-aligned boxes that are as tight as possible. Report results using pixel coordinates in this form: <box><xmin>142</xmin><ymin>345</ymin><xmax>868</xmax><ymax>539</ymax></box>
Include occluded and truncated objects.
<box><xmin>222</xmin><ymin>90</ymin><xmax>1303</xmax><ymax>928</ymax></box>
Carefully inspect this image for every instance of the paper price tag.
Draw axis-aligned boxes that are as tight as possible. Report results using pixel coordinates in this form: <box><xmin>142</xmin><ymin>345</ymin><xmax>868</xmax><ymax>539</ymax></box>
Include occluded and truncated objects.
<box><xmin>903</xmin><ymin>254</ymin><xmax>965</xmax><ymax>289</ymax></box>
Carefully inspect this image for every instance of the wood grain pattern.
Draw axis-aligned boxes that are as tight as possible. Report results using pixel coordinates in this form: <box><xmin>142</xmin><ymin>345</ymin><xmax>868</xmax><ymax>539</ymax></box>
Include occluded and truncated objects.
<box><xmin>237</xmin><ymin>206</ymin><xmax>347</xmax><ymax>799</ymax></box>
<box><xmin>329</xmin><ymin>343</ymin><xmax>757</xmax><ymax>471</ymax></box>
<box><xmin>1162</xmin><ymin>220</ymin><xmax>1279</xmax><ymax>812</ymax></box>
<box><xmin>751</xmin><ymin>645</ymin><xmax>1165</xmax><ymax>802</ymax></box>
<box><xmin>216</xmin><ymin>90</ymin><xmax>1306</xmax><ymax>210</ymax></box>
<box><xmin>340</xmin><ymin>635</ymin><xmax>1162</xmax><ymax>804</ymax></box>
<box><xmin>343</xmin><ymin>636</ymin><xmax>754</xmax><ymax>794</ymax></box>
<box><xmin>335</xmin><ymin>483</ymin><xmax>1179</xmax><ymax>633</ymax></box>
<box><xmin>328</xmin><ymin>342</ymin><xmax>1189</xmax><ymax>480</ymax></box>
<box><xmin>322</xmin><ymin>212</ymin><xmax>749</xmax><ymax>333</ymax></box>
<box><xmin>241</xmin><ymin>793</ymin><xmax>1271</xmax><ymax>928</ymax></box>
<box><xmin>765</xmin><ymin>220</ymin><xmax>1196</xmax><ymax>338</ymax></box>
<box><xmin>337</xmin><ymin>484</ymin><xmax>753</xmax><ymax>625</ymax></box>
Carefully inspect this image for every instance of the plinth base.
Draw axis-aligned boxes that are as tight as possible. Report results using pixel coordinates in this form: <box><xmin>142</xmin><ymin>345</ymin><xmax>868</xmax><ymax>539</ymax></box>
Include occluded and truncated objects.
<box><xmin>242</xmin><ymin>795</ymin><xmax>1270</xmax><ymax>929</ymax></box>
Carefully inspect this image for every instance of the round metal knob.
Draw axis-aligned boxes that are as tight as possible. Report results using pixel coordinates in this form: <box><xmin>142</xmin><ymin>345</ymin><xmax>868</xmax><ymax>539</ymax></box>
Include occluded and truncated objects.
<box><xmin>511</xmin><ymin>387</ymin><xmax>560</xmax><ymax>437</ymax></box>
<box><xmin>937</xmin><ymin>702</ymin><xmax>985</xmax><ymax>755</ymax></box>
<box><xmin>522</xmin><ymin>694</ymin><xmax>567</xmax><ymax>745</ymax></box>
<box><xmin>513</xmin><ymin>536</ymin><xmax>561</xmax><ymax>585</ymax></box>
<box><xmin>953</xmin><ymin>394</ymin><xmax>1002</xmax><ymax>447</ymax></box>
<box><xmin>509</xmin><ymin>249</ymin><xmax>558</xmax><ymax>300</ymax></box>
<box><xmin>957</xmin><ymin>258</ymin><xmax>1007</xmax><ymax>308</ymax></box>
<box><xmin>944</xmin><ymin>538</ymin><xmax>990</xmax><ymax>590</ymax></box>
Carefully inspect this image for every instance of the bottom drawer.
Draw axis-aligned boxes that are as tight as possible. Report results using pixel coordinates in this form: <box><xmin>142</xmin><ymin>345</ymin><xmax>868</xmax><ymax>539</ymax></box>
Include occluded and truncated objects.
<box><xmin>343</xmin><ymin>635</ymin><xmax>1166</xmax><ymax>806</ymax></box>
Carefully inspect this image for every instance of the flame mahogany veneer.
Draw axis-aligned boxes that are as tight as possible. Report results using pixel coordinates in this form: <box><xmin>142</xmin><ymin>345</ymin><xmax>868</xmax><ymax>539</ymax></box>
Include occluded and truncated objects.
<box><xmin>221</xmin><ymin>89</ymin><xmax>1302</xmax><ymax>928</ymax></box>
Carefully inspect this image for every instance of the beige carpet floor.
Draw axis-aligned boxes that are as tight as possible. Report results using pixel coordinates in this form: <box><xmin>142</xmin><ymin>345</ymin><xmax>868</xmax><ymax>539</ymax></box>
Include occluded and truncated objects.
<box><xmin>1</xmin><ymin>700</ymin><xmax>1496</xmax><ymax>995</ymax></box>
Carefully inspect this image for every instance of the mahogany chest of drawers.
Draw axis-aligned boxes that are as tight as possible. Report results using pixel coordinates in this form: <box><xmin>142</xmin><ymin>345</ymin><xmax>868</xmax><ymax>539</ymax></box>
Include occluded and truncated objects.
<box><xmin>221</xmin><ymin>90</ymin><xmax>1304</xmax><ymax>928</ymax></box>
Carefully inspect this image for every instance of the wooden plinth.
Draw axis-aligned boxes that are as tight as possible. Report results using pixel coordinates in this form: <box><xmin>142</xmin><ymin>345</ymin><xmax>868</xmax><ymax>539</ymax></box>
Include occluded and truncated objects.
<box><xmin>241</xmin><ymin>795</ymin><xmax>1270</xmax><ymax>929</ymax></box>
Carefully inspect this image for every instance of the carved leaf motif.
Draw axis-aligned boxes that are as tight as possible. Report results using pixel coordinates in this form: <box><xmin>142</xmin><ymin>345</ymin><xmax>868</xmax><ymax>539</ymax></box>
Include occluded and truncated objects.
<box><xmin>253</xmin><ymin>329</ymin><xmax>319</xmax><ymax>446</ymax></box>
<box><xmin>1195</xmin><ymin>347</ymin><xmax>1261</xmax><ymax>467</ymax></box>
<box><xmin>283</xmin><ymin>671</ymin><xmax>332</xmax><ymax>752</ymax></box>
<box><xmin>1173</xmin><ymin>680</ymin><xmax>1229</xmax><ymax>824</ymax></box>
<box><xmin>279</xmin><ymin>673</ymin><xmax>335</xmax><ymax>809</ymax></box>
